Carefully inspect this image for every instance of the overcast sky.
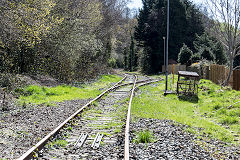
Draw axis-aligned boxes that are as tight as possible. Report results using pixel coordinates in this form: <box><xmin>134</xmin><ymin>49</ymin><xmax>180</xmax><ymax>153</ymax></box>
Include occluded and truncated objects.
<box><xmin>127</xmin><ymin>0</ymin><xmax>205</xmax><ymax>9</ymax></box>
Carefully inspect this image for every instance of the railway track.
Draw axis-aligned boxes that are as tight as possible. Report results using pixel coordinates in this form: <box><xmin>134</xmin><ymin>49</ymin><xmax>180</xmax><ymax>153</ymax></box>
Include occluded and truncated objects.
<box><xmin>18</xmin><ymin>74</ymin><xmax>161</xmax><ymax>160</ymax></box>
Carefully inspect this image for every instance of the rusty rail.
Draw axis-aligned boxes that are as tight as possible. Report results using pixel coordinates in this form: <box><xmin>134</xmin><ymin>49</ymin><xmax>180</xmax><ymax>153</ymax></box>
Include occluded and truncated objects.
<box><xmin>18</xmin><ymin>75</ymin><xmax>127</xmax><ymax>160</ymax></box>
<box><xmin>18</xmin><ymin>75</ymin><xmax>160</xmax><ymax>160</ymax></box>
<box><xmin>124</xmin><ymin>78</ymin><xmax>161</xmax><ymax>160</ymax></box>
<box><xmin>124</xmin><ymin>75</ymin><xmax>137</xmax><ymax>160</ymax></box>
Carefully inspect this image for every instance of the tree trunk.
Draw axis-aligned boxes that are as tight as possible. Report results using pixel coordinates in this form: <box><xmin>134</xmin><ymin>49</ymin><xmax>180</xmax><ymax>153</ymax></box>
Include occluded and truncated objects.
<box><xmin>224</xmin><ymin>57</ymin><xmax>233</xmax><ymax>86</ymax></box>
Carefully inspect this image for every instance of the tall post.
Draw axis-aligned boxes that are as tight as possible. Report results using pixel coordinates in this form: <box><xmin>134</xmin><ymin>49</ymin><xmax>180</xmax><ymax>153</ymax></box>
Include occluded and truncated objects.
<box><xmin>165</xmin><ymin>0</ymin><xmax>170</xmax><ymax>93</ymax></box>
<box><xmin>163</xmin><ymin>37</ymin><xmax>166</xmax><ymax>72</ymax></box>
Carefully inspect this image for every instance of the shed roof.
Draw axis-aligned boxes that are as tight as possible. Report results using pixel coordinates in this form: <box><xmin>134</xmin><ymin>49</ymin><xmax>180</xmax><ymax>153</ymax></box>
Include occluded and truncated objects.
<box><xmin>178</xmin><ymin>71</ymin><xmax>199</xmax><ymax>78</ymax></box>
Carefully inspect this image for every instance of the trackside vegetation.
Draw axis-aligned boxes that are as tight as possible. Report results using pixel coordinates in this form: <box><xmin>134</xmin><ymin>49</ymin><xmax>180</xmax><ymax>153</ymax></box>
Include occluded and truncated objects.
<box><xmin>132</xmin><ymin>77</ymin><xmax>240</xmax><ymax>144</ymax></box>
<box><xmin>16</xmin><ymin>75</ymin><xmax>122</xmax><ymax>105</ymax></box>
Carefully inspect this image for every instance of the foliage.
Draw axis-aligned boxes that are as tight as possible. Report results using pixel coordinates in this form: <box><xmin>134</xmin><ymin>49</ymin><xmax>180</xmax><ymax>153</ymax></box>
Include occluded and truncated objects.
<box><xmin>132</xmin><ymin>77</ymin><xmax>240</xmax><ymax>144</ymax></box>
<box><xmin>140</xmin><ymin>47</ymin><xmax>152</xmax><ymax>74</ymax></box>
<box><xmin>0</xmin><ymin>0</ymin><xmax>64</xmax><ymax>73</ymax></box>
<box><xmin>0</xmin><ymin>0</ymin><xmax>132</xmax><ymax>82</ymax></box>
<box><xmin>135</xmin><ymin>0</ymin><xmax>204</xmax><ymax>73</ymax></box>
<box><xmin>199</xmin><ymin>47</ymin><xmax>215</xmax><ymax>61</ymax></box>
<box><xmin>123</xmin><ymin>47</ymin><xmax>128</xmax><ymax>70</ymax></box>
<box><xmin>108</xmin><ymin>58</ymin><xmax>117</xmax><ymax>68</ymax></box>
<box><xmin>191</xmin><ymin>53</ymin><xmax>201</xmax><ymax>63</ymax></box>
<box><xmin>128</xmin><ymin>36</ymin><xmax>137</xmax><ymax>71</ymax></box>
<box><xmin>205</xmin><ymin>0</ymin><xmax>240</xmax><ymax>85</ymax></box>
<box><xmin>193</xmin><ymin>32</ymin><xmax>227</xmax><ymax>64</ymax></box>
<box><xmin>178</xmin><ymin>44</ymin><xmax>193</xmax><ymax>65</ymax></box>
<box><xmin>0</xmin><ymin>0</ymin><xmax>63</xmax><ymax>48</ymax></box>
<box><xmin>234</xmin><ymin>55</ymin><xmax>240</xmax><ymax>69</ymax></box>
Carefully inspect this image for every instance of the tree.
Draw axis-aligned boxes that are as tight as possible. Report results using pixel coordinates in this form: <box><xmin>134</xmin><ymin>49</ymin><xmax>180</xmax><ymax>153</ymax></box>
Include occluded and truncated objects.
<box><xmin>178</xmin><ymin>44</ymin><xmax>193</xmax><ymax>65</ymax></box>
<box><xmin>193</xmin><ymin>32</ymin><xmax>227</xmax><ymax>64</ymax></box>
<box><xmin>0</xmin><ymin>0</ymin><xmax>136</xmax><ymax>82</ymax></box>
<box><xmin>206</xmin><ymin>0</ymin><xmax>240</xmax><ymax>85</ymax></box>
<box><xmin>140</xmin><ymin>46</ymin><xmax>152</xmax><ymax>74</ymax></box>
<box><xmin>38</xmin><ymin>0</ymin><xmax>105</xmax><ymax>81</ymax></box>
<box><xmin>0</xmin><ymin>0</ymin><xmax>63</xmax><ymax>73</ymax></box>
<box><xmin>199</xmin><ymin>47</ymin><xmax>215</xmax><ymax>61</ymax></box>
<box><xmin>135</xmin><ymin>0</ymin><xmax>204</xmax><ymax>74</ymax></box>
<box><xmin>123</xmin><ymin>47</ymin><xmax>128</xmax><ymax>70</ymax></box>
<box><xmin>128</xmin><ymin>35</ymin><xmax>137</xmax><ymax>71</ymax></box>
<box><xmin>234</xmin><ymin>56</ymin><xmax>240</xmax><ymax>69</ymax></box>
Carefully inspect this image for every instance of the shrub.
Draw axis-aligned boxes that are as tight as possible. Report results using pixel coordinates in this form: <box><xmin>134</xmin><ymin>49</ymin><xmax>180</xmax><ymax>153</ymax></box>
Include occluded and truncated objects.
<box><xmin>0</xmin><ymin>73</ymin><xmax>14</xmax><ymax>89</ymax></box>
<box><xmin>108</xmin><ymin>58</ymin><xmax>117</xmax><ymax>68</ymax></box>
<box><xmin>178</xmin><ymin>44</ymin><xmax>193</xmax><ymax>65</ymax></box>
<box><xmin>200</xmin><ymin>47</ymin><xmax>215</xmax><ymax>61</ymax></box>
<box><xmin>191</xmin><ymin>53</ymin><xmax>201</xmax><ymax>63</ymax></box>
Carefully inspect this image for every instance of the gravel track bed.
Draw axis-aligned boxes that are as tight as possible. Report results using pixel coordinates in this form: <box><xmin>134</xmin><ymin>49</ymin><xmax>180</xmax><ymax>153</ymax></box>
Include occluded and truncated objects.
<box><xmin>0</xmin><ymin>99</ymin><xmax>88</xmax><ymax>159</ymax></box>
<box><xmin>38</xmin><ymin>75</ymin><xmax>137</xmax><ymax>159</ymax></box>
<box><xmin>129</xmin><ymin>118</ymin><xmax>240</xmax><ymax>160</ymax></box>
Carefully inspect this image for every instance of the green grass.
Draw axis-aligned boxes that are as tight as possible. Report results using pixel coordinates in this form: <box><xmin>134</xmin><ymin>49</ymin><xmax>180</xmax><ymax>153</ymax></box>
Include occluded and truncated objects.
<box><xmin>132</xmin><ymin>77</ymin><xmax>240</xmax><ymax>144</ymax></box>
<box><xmin>16</xmin><ymin>75</ymin><xmax>122</xmax><ymax>105</ymax></box>
<box><xmin>134</xmin><ymin>130</ymin><xmax>154</xmax><ymax>144</ymax></box>
<box><xmin>47</xmin><ymin>139</ymin><xmax>68</xmax><ymax>148</ymax></box>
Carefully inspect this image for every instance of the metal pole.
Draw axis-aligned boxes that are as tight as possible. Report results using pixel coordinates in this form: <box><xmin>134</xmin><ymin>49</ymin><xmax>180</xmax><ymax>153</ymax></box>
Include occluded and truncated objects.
<box><xmin>165</xmin><ymin>0</ymin><xmax>170</xmax><ymax>92</ymax></box>
<box><xmin>163</xmin><ymin>37</ymin><xmax>166</xmax><ymax>72</ymax></box>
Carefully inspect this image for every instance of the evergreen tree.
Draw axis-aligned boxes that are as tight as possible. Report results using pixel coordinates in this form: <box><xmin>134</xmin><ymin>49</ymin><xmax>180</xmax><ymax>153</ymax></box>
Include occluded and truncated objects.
<box><xmin>200</xmin><ymin>47</ymin><xmax>215</xmax><ymax>61</ymax></box>
<box><xmin>193</xmin><ymin>32</ymin><xmax>227</xmax><ymax>64</ymax></box>
<box><xmin>140</xmin><ymin>47</ymin><xmax>152</xmax><ymax>74</ymax></box>
<box><xmin>135</xmin><ymin>0</ymin><xmax>204</xmax><ymax>74</ymax></box>
<box><xmin>178</xmin><ymin>44</ymin><xmax>193</xmax><ymax>65</ymax></box>
<box><xmin>123</xmin><ymin>47</ymin><xmax>128</xmax><ymax>70</ymax></box>
<box><xmin>234</xmin><ymin>55</ymin><xmax>240</xmax><ymax>69</ymax></box>
<box><xmin>214</xmin><ymin>42</ymin><xmax>227</xmax><ymax>65</ymax></box>
<box><xmin>105</xmin><ymin>40</ymin><xmax>112</xmax><ymax>63</ymax></box>
<box><xmin>128</xmin><ymin>36</ymin><xmax>136</xmax><ymax>71</ymax></box>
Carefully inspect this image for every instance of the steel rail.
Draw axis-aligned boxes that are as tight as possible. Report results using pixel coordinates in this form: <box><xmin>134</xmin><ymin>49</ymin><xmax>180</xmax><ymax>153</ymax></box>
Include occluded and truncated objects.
<box><xmin>124</xmin><ymin>75</ymin><xmax>137</xmax><ymax>160</ymax></box>
<box><xmin>124</xmin><ymin>78</ymin><xmax>162</xmax><ymax>160</ymax></box>
<box><xmin>113</xmin><ymin>78</ymin><xmax>153</xmax><ymax>90</ymax></box>
<box><xmin>18</xmin><ymin>75</ymin><xmax>127</xmax><ymax>160</ymax></box>
<box><xmin>136</xmin><ymin>79</ymin><xmax>161</xmax><ymax>88</ymax></box>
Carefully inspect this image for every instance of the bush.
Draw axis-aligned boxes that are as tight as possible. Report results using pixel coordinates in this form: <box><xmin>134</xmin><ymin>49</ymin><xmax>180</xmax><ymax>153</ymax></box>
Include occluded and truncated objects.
<box><xmin>200</xmin><ymin>47</ymin><xmax>215</xmax><ymax>61</ymax></box>
<box><xmin>178</xmin><ymin>44</ymin><xmax>193</xmax><ymax>65</ymax></box>
<box><xmin>191</xmin><ymin>53</ymin><xmax>201</xmax><ymax>63</ymax></box>
<box><xmin>108</xmin><ymin>58</ymin><xmax>117</xmax><ymax>68</ymax></box>
<box><xmin>0</xmin><ymin>73</ymin><xmax>16</xmax><ymax>91</ymax></box>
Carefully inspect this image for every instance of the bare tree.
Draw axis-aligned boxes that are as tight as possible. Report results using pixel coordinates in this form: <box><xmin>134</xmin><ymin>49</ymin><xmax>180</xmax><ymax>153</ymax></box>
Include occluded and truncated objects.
<box><xmin>206</xmin><ymin>0</ymin><xmax>240</xmax><ymax>85</ymax></box>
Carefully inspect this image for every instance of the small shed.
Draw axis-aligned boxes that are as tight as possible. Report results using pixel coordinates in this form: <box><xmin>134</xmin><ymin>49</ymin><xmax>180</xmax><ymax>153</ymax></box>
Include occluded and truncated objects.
<box><xmin>177</xmin><ymin>71</ymin><xmax>199</xmax><ymax>95</ymax></box>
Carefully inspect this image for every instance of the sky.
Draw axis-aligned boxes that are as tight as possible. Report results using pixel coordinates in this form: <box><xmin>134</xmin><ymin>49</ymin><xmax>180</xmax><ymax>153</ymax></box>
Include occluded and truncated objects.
<box><xmin>127</xmin><ymin>0</ymin><xmax>204</xmax><ymax>9</ymax></box>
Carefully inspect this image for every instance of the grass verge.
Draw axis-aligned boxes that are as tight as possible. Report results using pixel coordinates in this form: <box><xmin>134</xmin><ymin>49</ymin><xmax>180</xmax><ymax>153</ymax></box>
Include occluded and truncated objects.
<box><xmin>16</xmin><ymin>75</ymin><xmax>122</xmax><ymax>105</ymax></box>
<box><xmin>132</xmin><ymin>77</ymin><xmax>240</xmax><ymax>145</ymax></box>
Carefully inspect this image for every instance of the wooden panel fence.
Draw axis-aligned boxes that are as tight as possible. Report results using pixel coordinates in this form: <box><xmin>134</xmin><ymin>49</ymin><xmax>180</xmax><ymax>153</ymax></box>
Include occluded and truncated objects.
<box><xmin>208</xmin><ymin>64</ymin><xmax>238</xmax><ymax>90</ymax></box>
<box><xmin>209</xmin><ymin>64</ymin><xmax>227</xmax><ymax>84</ymax></box>
<box><xmin>161</xmin><ymin>64</ymin><xmax>239</xmax><ymax>90</ymax></box>
<box><xmin>233</xmin><ymin>70</ymin><xmax>240</xmax><ymax>91</ymax></box>
<box><xmin>162</xmin><ymin>64</ymin><xmax>186</xmax><ymax>74</ymax></box>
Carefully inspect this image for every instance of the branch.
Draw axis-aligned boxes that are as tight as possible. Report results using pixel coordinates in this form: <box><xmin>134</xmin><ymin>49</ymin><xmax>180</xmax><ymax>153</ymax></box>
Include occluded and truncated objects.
<box><xmin>233</xmin><ymin>66</ymin><xmax>240</xmax><ymax>70</ymax></box>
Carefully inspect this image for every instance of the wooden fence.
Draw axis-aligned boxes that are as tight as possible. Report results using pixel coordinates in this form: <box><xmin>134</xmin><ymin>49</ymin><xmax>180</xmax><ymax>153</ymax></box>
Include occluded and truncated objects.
<box><xmin>162</xmin><ymin>64</ymin><xmax>186</xmax><ymax>74</ymax></box>
<box><xmin>161</xmin><ymin>64</ymin><xmax>239</xmax><ymax>90</ymax></box>
<box><xmin>208</xmin><ymin>64</ymin><xmax>239</xmax><ymax>90</ymax></box>
<box><xmin>233</xmin><ymin>70</ymin><xmax>240</xmax><ymax>90</ymax></box>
